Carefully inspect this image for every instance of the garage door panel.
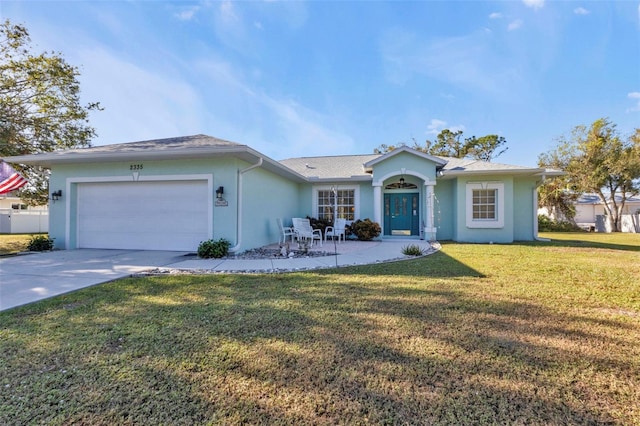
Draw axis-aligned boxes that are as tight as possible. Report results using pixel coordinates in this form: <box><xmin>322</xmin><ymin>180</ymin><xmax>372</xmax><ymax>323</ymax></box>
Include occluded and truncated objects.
<box><xmin>77</xmin><ymin>181</ymin><xmax>210</xmax><ymax>251</ymax></box>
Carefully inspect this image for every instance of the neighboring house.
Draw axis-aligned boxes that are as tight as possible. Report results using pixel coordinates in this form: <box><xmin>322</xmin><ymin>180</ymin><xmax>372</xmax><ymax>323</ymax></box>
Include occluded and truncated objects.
<box><xmin>575</xmin><ymin>193</ymin><xmax>640</xmax><ymax>233</ymax></box>
<box><xmin>0</xmin><ymin>194</ymin><xmax>48</xmax><ymax>234</ymax></box>
<box><xmin>4</xmin><ymin>135</ymin><xmax>561</xmax><ymax>252</ymax></box>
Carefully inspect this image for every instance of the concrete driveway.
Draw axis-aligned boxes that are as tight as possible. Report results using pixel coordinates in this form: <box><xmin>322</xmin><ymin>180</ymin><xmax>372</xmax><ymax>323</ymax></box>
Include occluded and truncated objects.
<box><xmin>0</xmin><ymin>249</ymin><xmax>189</xmax><ymax>311</ymax></box>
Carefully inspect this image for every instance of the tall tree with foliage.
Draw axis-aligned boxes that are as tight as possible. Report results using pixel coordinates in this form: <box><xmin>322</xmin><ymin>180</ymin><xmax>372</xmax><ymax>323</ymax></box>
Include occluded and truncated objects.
<box><xmin>424</xmin><ymin>129</ymin><xmax>467</xmax><ymax>157</ymax></box>
<box><xmin>0</xmin><ymin>19</ymin><xmax>100</xmax><ymax>205</ymax></box>
<box><xmin>463</xmin><ymin>134</ymin><xmax>508</xmax><ymax>162</ymax></box>
<box><xmin>374</xmin><ymin>129</ymin><xmax>508</xmax><ymax>162</ymax></box>
<box><xmin>537</xmin><ymin>144</ymin><xmax>579</xmax><ymax>223</ymax></box>
<box><xmin>539</xmin><ymin>118</ymin><xmax>640</xmax><ymax>231</ymax></box>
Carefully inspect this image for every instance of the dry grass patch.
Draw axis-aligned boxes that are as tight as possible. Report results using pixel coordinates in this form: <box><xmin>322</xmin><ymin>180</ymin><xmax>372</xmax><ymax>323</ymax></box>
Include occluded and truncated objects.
<box><xmin>0</xmin><ymin>233</ymin><xmax>40</xmax><ymax>255</ymax></box>
<box><xmin>1</xmin><ymin>234</ymin><xmax>638</xmax><ymax>424</ymax></box>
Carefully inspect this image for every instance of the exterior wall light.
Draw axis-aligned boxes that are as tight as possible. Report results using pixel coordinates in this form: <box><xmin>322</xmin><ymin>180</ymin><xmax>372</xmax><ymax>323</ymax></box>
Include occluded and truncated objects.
<box><xmin>51</xmin><ymin>190</ymin><xmax>62</xmax><ymax>202</ymax></box>
<box><xmin>216</xmin><ymin>186</ymin><xmax>224</xmax><ymax>199</ymax></box>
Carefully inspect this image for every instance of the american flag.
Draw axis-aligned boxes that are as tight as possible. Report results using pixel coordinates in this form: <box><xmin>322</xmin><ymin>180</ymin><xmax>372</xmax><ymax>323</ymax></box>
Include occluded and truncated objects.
<box><xmin>0</xmin><ymin>161</ymin><xmax>28</xmax><ymax>194</ymax></box>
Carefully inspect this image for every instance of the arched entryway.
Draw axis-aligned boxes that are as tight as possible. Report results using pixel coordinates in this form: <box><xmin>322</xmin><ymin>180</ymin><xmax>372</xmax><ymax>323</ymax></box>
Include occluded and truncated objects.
<box><xmin>383</xmin><ymin>178</ymin><xmax>420</xmax><ymax>236</ymax></box>
<box><xmin>372</xmin><ymin>170</ymin><xmax>437</xmax><ymax>241</ymax></box>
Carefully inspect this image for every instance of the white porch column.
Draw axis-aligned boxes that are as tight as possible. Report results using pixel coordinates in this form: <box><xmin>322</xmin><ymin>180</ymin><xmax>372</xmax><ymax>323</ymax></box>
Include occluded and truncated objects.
<box><xmin>373</xmin><ymin>183</ymin><xmax>382</xmax><ymax>229</ymax></box>
<box><xmin>424</xmin><ymin>182</ymin><xmax>437</xmax><ymax>241</ymax></box>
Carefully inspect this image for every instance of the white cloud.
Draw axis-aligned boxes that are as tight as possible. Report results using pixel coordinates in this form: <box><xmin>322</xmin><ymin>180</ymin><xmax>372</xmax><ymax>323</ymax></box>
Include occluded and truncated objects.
<box><xmin>188</xmin><ymin>57</ymin><xmax>355</xmax><ymax>158</ymax></box>
<box><xmin>508</xmin><ymin>19</ymin><xmax>523</xmax><ymax>31</ymax></box>
<box><xmin>523</xmin><ymin>0</ymin><xmax>544</xmax><ymax>10</ymax></box>
<box><xmin>573</xmin><ymin>7</ymin><xmax>590</xmax><ymax>15</ymax></box>
<box><xmin>175</xmin><ymin>5</ymin><xmax>201</xmax><ymax>21</ymax></box>
<box><xmin>75</xmin><ymin>42</ymin><xmax>355</xmax><ymax>158</ymax></box>
<box><xmin>489</xmin><ymin>12</ymin><xmax>503</xmax><ymax>19</ymax></box>
<box><xmin>627</xmin><ymin>92</ymin><xmax>640</xmax><ymax>112</ymax></box>
<box><xmin>219</xmin><ymin>0</ymin><xmax>238</xmax><ymax>24</ymax></box>
<box><xmin>212</xmin><ymin>0</ymin><xmax>252</xmax><ymax>55</ymax></box>
<box><xmin>426</xmin><ymin>119</ymin><xmax>447</xmax><ymax>134</ymax></box>
<box><xmin>425</xmin><ymin>119</ymin><xmax>464</xmax><ymax>136</ymax></box>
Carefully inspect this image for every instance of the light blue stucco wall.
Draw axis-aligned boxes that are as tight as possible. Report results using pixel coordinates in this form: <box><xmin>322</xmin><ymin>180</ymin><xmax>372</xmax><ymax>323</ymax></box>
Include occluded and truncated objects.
<box><xmin>240</xmin><ymin>165</ymin><xmax>300</xmax><ymax>250</ymax></box>
<box><xmin>444</xmin><ymin>175</ymin><xmax>536</xmax><ymax>243</ymax></box>
<box><xmin>513</xmin><ymin>177</ymin><xmax>538</xmax><ymax>241</ymax></box>
<box><xmin>454</xmin><ymin>175</ymin><xmax>514</xmax><ymax>243</ymax></box>
<box><xmin>433</xmin><ymin>178</ymin><xmax>455</xmax><ymax>240</ymax></box>
<box><xmin>47</xmin><ymin>169</ymin><xmax>68</xmax><ymax>249</ymax></box>
<box><xmin>371</xmin><ymin>152</ymin><xmax>438</xmax><ymax>183</ymax></box>
<box><xmin>358</xmin><ymin>184</ymin><xmax>374</xmax><ymax>220</ymax></box>
<box><xmin>296</xmin><ymin>184</ymin><xmax>315</xmax><ymax>218</ymax></box>
<box><xmin>435</xmin><ymin>175</ymin><xmax>538</xmax><ymax>243</ymax></box>
<box><xmin>48</xmin><ymin>158</ymin><xmax>300</xmax><ymax>252</ymax></box>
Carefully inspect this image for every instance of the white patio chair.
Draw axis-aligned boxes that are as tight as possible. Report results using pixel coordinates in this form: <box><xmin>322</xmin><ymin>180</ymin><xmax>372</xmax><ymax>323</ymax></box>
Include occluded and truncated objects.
<box><xmin>325</xmin><ymin>218</ymin><xmax>347</xmax><ymax>243</ymax></box>
<box><xmin>292</xmin><ymin>217</ymin><xmax>323</xmax><ymax>247</ymax></box>
<box><xmin>276</xmin><ymin>218</ymin><xmax>295</xmax><ymax>244</ymax></box>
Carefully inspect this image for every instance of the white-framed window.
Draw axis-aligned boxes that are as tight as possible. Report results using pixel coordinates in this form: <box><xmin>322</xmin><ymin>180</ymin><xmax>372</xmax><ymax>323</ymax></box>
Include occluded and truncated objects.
<box><xmin>466</xmin><ymin>182</ymin><xmax>504</xmax><ymax>228</ymax></box>
<box><xmin>314</xmin><ymin>186</ymin><xmax>358</xmax><ymax>222</ymax></box>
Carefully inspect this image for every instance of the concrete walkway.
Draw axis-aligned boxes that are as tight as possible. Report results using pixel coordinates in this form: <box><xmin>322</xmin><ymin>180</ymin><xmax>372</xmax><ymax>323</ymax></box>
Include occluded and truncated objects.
<box><xmin>0</xmin><ymin>240</ymin><xmax>437</xmax><ymax>311</ymax></box>
<box><xmin>165</xmin><ymin>239</ymin><xmax>438</xmax><ymax>273</ymax></box>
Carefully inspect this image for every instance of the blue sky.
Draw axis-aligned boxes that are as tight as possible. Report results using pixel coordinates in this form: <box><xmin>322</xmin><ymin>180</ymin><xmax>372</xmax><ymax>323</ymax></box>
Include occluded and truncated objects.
<box><xmin>1</xmin><ymin>0</ymin><xmax>639</xmax><ymax>166</ymax></box>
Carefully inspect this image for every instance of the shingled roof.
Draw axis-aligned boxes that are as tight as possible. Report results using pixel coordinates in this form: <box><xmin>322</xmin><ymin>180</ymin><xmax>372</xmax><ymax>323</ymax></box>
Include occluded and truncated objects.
<box><xmin>279</xmin><ymin>154</ymin><xmax>379</xmax><ymax>180</ymax></box>
<box><xmin>5</xmin><ymin>134</ymin><xmax>559</xmax><ymax>180</ymax></box>
<box><xmin>438</xmin><ymin>156</ymin><xmax>543</xmax><ymax>174</ymax></box>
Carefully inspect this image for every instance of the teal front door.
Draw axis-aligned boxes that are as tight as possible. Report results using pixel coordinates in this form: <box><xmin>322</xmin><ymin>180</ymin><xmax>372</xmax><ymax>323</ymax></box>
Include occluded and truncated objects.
<box><xmin>384</xmin><ymin>193</ymin><xmax>420</xmax><ymax>236</ymax></box>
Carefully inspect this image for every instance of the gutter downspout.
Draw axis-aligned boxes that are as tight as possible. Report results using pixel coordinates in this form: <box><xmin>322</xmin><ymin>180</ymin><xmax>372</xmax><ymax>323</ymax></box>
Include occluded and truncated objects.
<box><xmin>534</xmin><ymin>174</ymin><xmax>550</xmax><ymax>242</ymax></box>
<box><xmin>229</xmin><ymin>157</ymin><xmax>263</xmax><ymax>253</ymax></box>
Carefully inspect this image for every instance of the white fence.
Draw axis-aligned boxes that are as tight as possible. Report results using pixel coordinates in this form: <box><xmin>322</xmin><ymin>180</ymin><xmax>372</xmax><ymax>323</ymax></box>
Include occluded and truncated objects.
<box><xmin>0</xmin><ymin>209</ymin><xmax>49</xmax><ymax>234</ymax></box>
<box><xmin>595</xmin><ymin>214</ymin><xmax>639</xmax><ymax>233</ymax></box>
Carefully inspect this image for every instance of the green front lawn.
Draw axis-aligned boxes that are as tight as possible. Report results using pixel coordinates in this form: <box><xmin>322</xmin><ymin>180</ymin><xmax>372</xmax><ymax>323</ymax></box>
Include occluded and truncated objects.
<box><xmin>1</xmin><ymin>234</ymin><xmax>639</xmax><ymax>424</ymax></box>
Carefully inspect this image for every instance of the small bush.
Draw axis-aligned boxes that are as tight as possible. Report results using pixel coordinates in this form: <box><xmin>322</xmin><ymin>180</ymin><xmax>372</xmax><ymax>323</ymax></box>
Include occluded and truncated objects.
<box><xmin>402</xmin><ymin>244</ymin><xmax>426</xmax><ymax>256</ymax></box>
<box><xmin>27</xmin><ymin>235</ymin><xmax>54</xmax><ymax>251</ymax></box>
<box><xmin>350</xmin><ymin>219</ymin><xmax>381</xmax><ymax>241</ymax></box>
<box><xmin>538</xmin><ymin>215</ymin><xmax>582</xmax><ymax>232</ymax></box>
<box><xmin>197</xmin><ymin>238</ymin><xmax>230</xmax><ymax>259</ymax></box>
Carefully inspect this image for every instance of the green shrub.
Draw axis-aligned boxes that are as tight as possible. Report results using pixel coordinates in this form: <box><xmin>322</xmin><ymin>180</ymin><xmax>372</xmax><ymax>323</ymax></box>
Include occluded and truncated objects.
<box><xmin>401</xmin><ymin>244</ymin><xmax>426</xmax><ymax>256</ymax></box>
<box><xmin>350</xmin><ymin>219</ymin><xmax>381</xmax><ymax>241</ymax></box>
<box><xmin>27</xmin><ymin>235</ymin><xmax>54</xmax><ymax>251</ymax></box>
<box><xmin>197</xmin><ymin>238</ymin><xmax>230</xmax><ymax>259</ymax></box>
<box><xmin>538</xmin><ymin>215</ymin><xmax>582</xmax><ymax>232</ymax></box>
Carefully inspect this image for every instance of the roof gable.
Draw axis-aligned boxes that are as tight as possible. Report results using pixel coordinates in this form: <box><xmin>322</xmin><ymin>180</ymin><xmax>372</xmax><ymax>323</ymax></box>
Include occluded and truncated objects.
<box><xmin>3</xmin><ymin>134</ymin><xmax>308</xmax><ymax>182</ymax></box>
<box><xmin>363</xmin><ymin>146</ymin><xmax>447</xmax><ymax>170</ymax></box>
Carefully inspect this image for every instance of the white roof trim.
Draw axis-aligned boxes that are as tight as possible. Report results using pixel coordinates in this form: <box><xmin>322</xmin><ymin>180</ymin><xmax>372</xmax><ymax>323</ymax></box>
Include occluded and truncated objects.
<box><xmin>441</xmin><ymin>168</ymin><xmax>554</xmax><ymax>178</ymax></box>
<box><xmin>363</xmin><ymin>146</ymin><xmax>447</xmax><ymax>170</ymax></box>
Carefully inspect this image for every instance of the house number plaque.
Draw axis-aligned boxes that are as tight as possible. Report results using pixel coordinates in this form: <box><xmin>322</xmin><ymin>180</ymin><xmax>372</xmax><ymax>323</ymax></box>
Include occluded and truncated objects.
<box><xmin>130</xmin><ymin>164</ymin><xmax>144</xmax><ymax>170</ymax></box>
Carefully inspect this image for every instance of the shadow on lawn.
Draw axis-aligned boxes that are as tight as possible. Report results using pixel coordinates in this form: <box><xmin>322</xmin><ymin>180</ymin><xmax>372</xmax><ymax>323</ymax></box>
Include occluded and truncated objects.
<box><xmin>326</xmin><ymin>249</ymin><xmax>487</xmax><ymax>278</ymax></box>
<box><xmin>2</xmin><ymin>270</ymin><xmax>636</xmax><ymax>424</ymax></box>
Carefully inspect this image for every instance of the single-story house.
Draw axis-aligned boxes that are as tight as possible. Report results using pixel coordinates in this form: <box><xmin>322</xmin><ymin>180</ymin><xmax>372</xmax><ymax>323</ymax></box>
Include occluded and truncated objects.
<box><xmin>4</xmin><ymin>134</ymin><xmax>561</xmax><ymax>252</ymax></box>
<box><xmin>575</xmin><ymin>193</ymin><xmax>640</xmax><ymax>233</ymax></box>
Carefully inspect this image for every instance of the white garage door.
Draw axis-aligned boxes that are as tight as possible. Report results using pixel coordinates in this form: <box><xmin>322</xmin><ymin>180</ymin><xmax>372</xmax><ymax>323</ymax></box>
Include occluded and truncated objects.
<box><xmin>77</xmin><ymin>180</ymin><xmax>210</xmax><ymax>251</ymax></box>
